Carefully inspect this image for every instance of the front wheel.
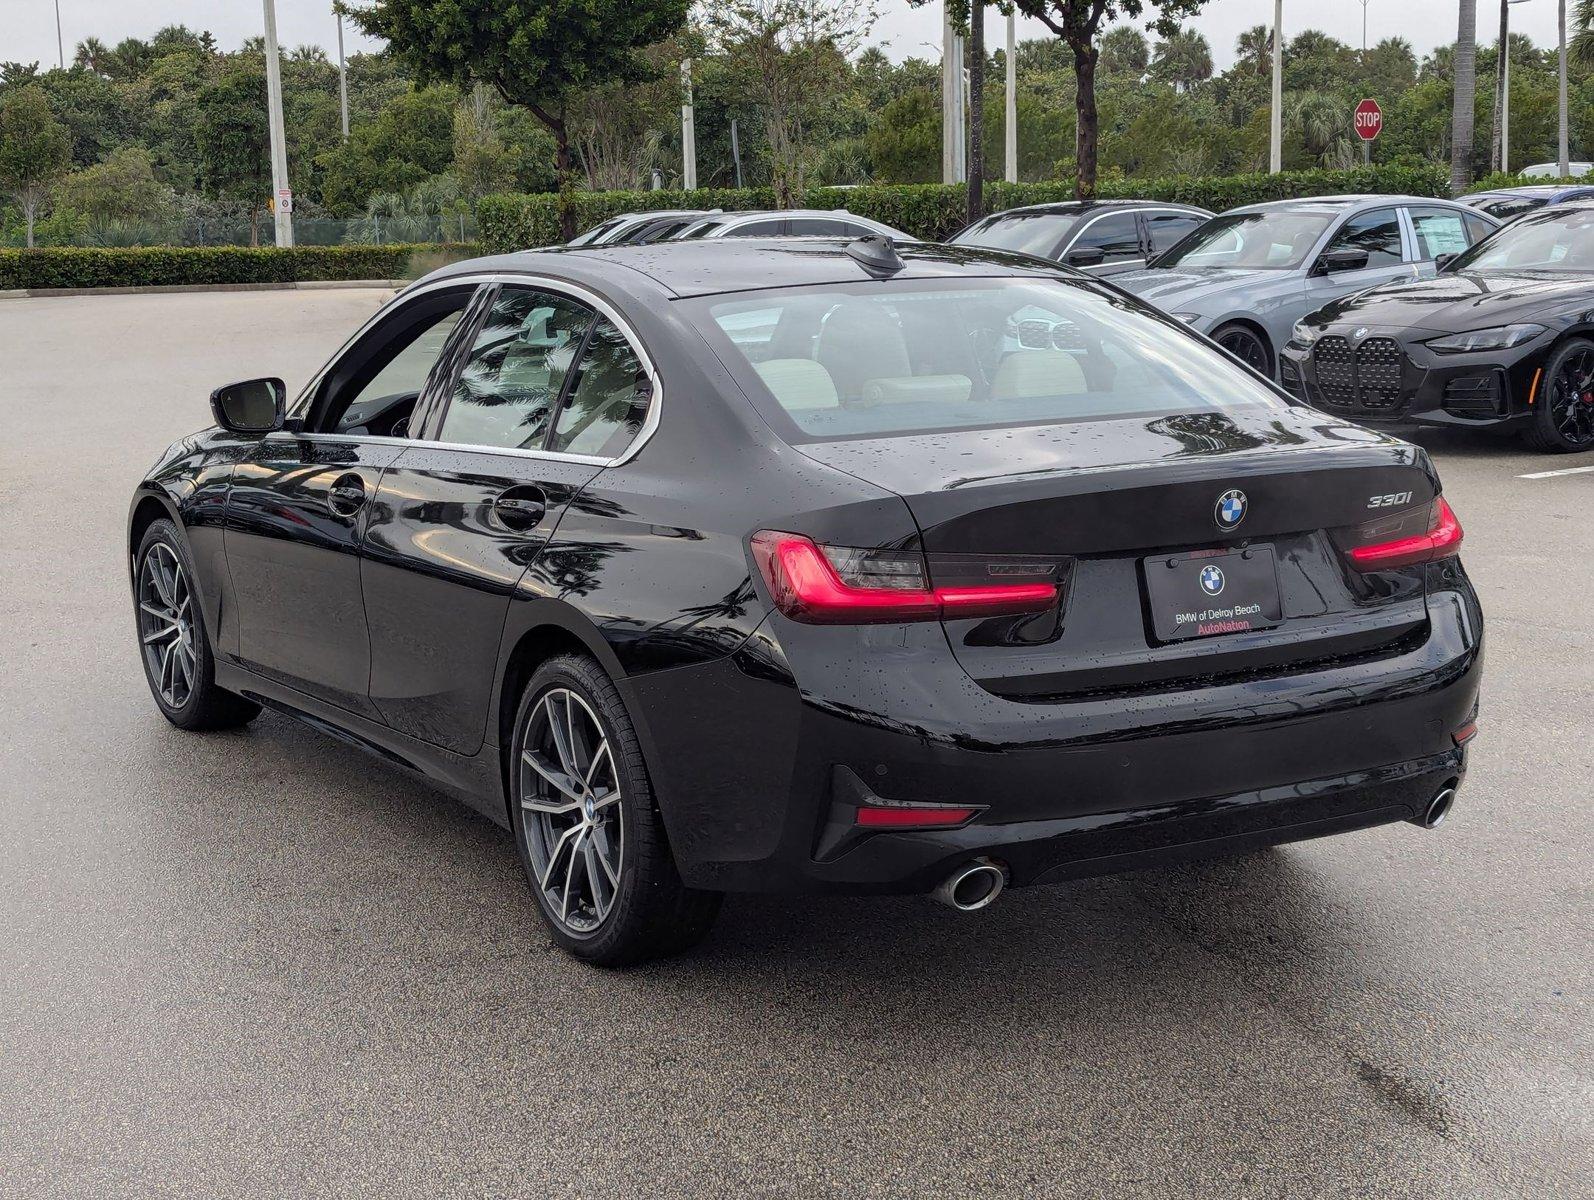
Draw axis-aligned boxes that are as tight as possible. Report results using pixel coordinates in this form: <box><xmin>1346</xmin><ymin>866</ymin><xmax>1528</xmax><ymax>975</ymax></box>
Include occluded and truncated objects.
<box><xmin>1212</xmin><ymin>323</ymin><xmax>1274</xmax><ymax>379</ymax></box>
<box><xmin>509</xmin><ymin>654</ymin><xmax>721</xmax><ymax>967</ymax></box>
<box><xmin>1525</xmin><ymin>337</ymin><xmax>1594</xmax><ymax>452</ymax></box>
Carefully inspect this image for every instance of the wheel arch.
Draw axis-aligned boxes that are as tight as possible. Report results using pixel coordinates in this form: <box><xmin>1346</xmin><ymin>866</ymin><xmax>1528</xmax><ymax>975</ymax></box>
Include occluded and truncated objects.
<box><xmin>1209</xmin><ymin>316</ymin><xmax>1277</xmax><ymax>378</ymax></box>
<box><xmin>127</xmin><ymin>489</ymin><xmax>181</xmax><ymax>581</ymax></box>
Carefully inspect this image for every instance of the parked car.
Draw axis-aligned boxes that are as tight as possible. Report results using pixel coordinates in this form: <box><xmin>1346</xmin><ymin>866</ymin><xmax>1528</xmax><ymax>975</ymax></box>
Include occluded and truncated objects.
<box><xmin>1284</xmin><ymin>202</ymin><xmax>1594</xmax><ymax>452</ymax></box>
<box><xmin>129</xmin><ymin>237</ymin><xmax>1481</xmax><ymax>966</ymax></box>
<box><xmin>670</xmin><ymin>209</ymin><xmax>913</xmax><ymax>241</ymax></box>
<box><xmin>568</xmin><ymin>209</ymin><xmax>715</xmax><ymax>247</ymax></box>
<box><xmin>1458</xmin><ymin>185</ymin><xmax>1594</xmax><ymax>222</ymax></box>
<box><xmin>1518</xmin><ymin>161</ymin><xmax>1594</xmax><ymax>179</ymax></box>
<box><xmin>950</xmin><ymin>199</ymin><xmax>1212</xmax><ymax>276</ymax></box>
<box><xmin>1113</xmin><ymin>195</ymin><xmax>1499</xmax><ymax>378</ymax></box>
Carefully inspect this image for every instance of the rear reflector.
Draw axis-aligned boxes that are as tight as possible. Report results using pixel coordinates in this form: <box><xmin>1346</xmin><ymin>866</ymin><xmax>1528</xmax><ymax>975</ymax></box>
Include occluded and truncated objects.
<box><xmin>751</xmin><ymin>531</ymin><xmax>1058</xmax><ymax>624</ymax></box>
<box><xmin>1347</xmin><ymin>498</ymin><xmax>1464</xmax><ymax>571</ymax></box>
<box><xmin>1452</xmin><ymin>720</ymin><xmax>1479</xmax><ymax>746</ymax></box>
<box><xmin>855</xmin><ymin>804</ymin><xmax>979</xmax><ymax>829</ymax></box>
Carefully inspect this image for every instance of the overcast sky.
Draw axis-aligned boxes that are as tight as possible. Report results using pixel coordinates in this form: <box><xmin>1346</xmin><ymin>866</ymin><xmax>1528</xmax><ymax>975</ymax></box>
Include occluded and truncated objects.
<box><xmin>1</xmin><ymin>1</ymin><xmax>1573</xmax><ymax>74</ymax></box>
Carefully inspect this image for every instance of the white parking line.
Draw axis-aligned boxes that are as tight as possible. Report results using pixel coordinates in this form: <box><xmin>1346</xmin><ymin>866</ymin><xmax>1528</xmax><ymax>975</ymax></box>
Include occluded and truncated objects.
<box><xmin>1518</xmin><ymin>465</ymin><xmax>1594</xmax><ymax>479</ymax></box>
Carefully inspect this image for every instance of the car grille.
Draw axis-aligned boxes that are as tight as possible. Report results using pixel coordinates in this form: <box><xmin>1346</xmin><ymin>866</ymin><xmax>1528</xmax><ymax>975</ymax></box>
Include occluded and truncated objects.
<box><xmin>1310</xmin><ymin>335</ymin><xmax>1408</xmax><ymax>413</ymax></box>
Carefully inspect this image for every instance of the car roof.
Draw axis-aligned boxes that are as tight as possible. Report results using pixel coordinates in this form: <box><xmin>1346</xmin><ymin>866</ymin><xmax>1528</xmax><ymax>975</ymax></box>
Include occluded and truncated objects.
<box><xmin>422</xmin><ymin>238</ymin><xmax>1068</xmax><ymax>301</ymax></box>
<box><xmin>978</xmin><ymin>199</ymin><xmax>1210</xmax><ymax>219</ymax></box>
<box><xmin>1227</xmin><ymin>193</ymin><xmax>1468</xmax><ymax>216</ymax></box>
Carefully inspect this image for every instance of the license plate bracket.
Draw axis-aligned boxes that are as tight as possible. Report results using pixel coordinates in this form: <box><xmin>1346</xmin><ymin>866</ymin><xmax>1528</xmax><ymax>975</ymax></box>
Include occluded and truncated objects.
<box><xmin>1143</xmin><ymin>547</ymin><xmax>1283</xmax><ymax>642</ymax></box>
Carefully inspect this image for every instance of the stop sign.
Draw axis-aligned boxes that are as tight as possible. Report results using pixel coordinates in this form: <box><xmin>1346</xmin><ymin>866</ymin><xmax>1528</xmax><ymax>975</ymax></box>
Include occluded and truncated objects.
<box><xmin>1354</xmin><ymin>98</ymin><xmax>1383</xmax><ymax>142</ymax></box>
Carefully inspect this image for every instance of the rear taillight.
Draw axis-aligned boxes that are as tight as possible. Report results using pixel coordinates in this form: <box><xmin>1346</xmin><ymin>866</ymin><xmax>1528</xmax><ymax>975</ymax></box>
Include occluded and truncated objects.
<box><xmin>1344</xmin><ymin>498</ymin><xmax>1464</xmax><ymax>571</ymax></box>
<box><xmin>750</xmin><ymin>531</ymin><xmax>1060</xmax><ymax>624</ymax></box>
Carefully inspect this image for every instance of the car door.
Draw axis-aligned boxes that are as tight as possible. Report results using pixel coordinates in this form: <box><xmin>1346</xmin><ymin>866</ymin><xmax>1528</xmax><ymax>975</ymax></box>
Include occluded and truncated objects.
<box><xmin>1302</xmin><ymin>206</ymin><xmax>1412</xmax><ymax>313</ymax></box>
<box><xmin>1060</xmin><ymin>210</ymin><xmax>1147</xmax><ymax>275</ymax></box>
<box><xmin>360</xmin><ymin>282</ymin><xmax>655</xmax><ymax>755</ymax></box>
<box><xmin>223</xmin><ymin>284</ymin><xmax>479</xmax><ymax>717</ymax></box>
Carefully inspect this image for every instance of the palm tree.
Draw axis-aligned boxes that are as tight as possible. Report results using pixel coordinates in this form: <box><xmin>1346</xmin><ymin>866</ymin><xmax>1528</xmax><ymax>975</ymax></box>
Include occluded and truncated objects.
<box><xmin>1235</xmin><ymin>25</ymin><xmax>1273</xmax><ymax>77</ymax></box>
<box><xmin>1099</xmin><ymin>26</ymin><xmax>1149</xmax><ymax>78</ymax></box>
<box><xmin>1288</xmin><ymin>91</ymin><xmax>1356</xmax><ymax>168</ymax></box>
<box><xmin>1151</xmin><ymin>28</ymin><xmax>1213</xmax><ymax>93</ymax></box>
<box><xmin>73</xmin><ymin>37</ymin><xmax>109</xmax><ymax>75</ymax></box>
<box><xmin>1453</xmin><ymin>0</ymin><xmax>1478</xmax><ymax>192</ymax></box>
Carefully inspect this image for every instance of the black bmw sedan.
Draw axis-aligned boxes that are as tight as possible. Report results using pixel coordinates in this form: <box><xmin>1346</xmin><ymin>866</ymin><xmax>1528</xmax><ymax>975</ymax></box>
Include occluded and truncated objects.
<box><xmin>1283</xmin><ymin>204</ymin><xmax>1594</xmax><ymax>452</ymax></box>
<box><xmin>129</xmin><ymin>237</ymin><xmax>1483</xmax><ymax>966</ymax></box>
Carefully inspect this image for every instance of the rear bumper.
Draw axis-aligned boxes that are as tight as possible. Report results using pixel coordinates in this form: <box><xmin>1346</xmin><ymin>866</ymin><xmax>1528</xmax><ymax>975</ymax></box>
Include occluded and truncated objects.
<box><xmin>1281</xmin><ymin>330</ymin><xmax>1544</xmax><ymax>429</ymax></box>
<box><xmin>624</xmin><ymin>578</ymin><xmax>1483</xmax><ymax>895</ymax></box>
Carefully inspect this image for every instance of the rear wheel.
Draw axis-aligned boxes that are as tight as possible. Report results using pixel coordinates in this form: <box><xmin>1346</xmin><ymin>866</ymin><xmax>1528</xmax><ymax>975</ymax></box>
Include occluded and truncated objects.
<box><xmin>133</xmin><ymin>520</ymin><xmax>260</xmax><ymax>731</ymax></box>
<box><xmin>1526</xmin><ymin>337</ymin><xmax>1594</xmax><ymax>453</ymax></box>
<box><xmin>1212</xmin><ymin>323</ymin><xmax>1273</xmax><ymax>379</ymax></box>
<box><xmin>509</xmin><ymin>653</ymin><xmax>721</xmax><ymax>967</ymax></box>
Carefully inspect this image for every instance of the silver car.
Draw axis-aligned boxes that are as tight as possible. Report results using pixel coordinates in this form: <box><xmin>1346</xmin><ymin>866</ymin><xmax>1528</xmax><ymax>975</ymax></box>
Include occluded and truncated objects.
<box><xmin>671</xmin><ymin>209</ymin><xmax>914</xmax><ymax>241</ymax></box>
<box><xmin>1113</xmin><ymin>195</ymin><xmax>1499</xmax><ymax>378</ymax></box>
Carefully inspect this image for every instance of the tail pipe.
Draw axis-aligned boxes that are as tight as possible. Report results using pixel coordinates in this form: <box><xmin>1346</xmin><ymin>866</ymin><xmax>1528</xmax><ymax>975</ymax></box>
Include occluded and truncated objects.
<box><xmin>1412</xmin><ymin>782</ymin><xmax>1459</xmax><ymax>830</ymax></box>
<box><xmin>932</xmin><ymin>857</ymin><xmax>1007</xmax><ymax>912</ymax></box>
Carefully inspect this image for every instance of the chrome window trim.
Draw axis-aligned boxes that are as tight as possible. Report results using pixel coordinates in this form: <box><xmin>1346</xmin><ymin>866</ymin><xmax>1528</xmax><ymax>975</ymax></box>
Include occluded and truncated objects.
<box><xmin>288</xmin><ymin>270</ymin><xmax>663</xmax><ymax>468</ymax></box>
<box><xmin>1059</xmin><ymin>208</ymin><xmax>1147</xmax><ymax>261</ymax></box>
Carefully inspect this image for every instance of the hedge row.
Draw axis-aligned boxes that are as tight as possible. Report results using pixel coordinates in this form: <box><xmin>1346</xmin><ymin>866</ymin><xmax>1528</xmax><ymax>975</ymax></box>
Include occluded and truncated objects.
<box><xmin>0</xmin><ymin>243</ymin><xmax>480</xmax><ymax>290</ymax></box>
<box><xmin>477</xmin><ymin>163</ymin><xmax>1453</xmax><ymax>252</ymax></box>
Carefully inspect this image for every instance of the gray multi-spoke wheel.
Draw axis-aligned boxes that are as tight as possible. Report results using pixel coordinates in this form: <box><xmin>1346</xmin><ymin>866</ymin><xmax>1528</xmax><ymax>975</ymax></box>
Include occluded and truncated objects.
<box><xmin>1527</xmin><ymin>337</ymin><xmax>1594</xmax><ymax>453</ymax></box>
<box><xmin>138</xmin><ymin>542</ymin><xmax>197</xmax><ymax>709</ymax></box>
<box><xmin>519</xmin><ymin>687</ymin><xmax>625</xmax><ymax>935</ymax></box>
<box><xmin>509</xmin><ymin>654</ymin><xmax>721</xmax><ymax>966</ymax></box>
<box><xmin>132</xmin><ymin>519</ymin><xmax>259</xmax><ymax>731</ymax></box>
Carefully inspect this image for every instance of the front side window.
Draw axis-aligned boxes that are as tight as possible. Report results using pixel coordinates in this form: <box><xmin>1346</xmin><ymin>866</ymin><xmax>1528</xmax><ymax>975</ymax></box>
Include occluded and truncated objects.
<box><xmin>951</xmin><ymin>212</ymin><xmax>1073</xmax><ymax>258</ymax></box>
<box><xmin>1155</xmin><ymin>210</ymin><xmax>1334</xmax><ymax>270</ymax></box>
<box><xmin>549</xmin><ymin>319</ymin><xmax>650</xmax><ymax>457</ymax></box>
<box><xmin>1067</xmin><ymin>211</ymin><xmax>1142</xmax><ymax>261</ymax></box>
<box><xmin>1452</xmin><ymin>206</ymin><xmax>1594</xmax><ymax>272</ymax></box>
<box><xmin>1321</xmin><ymin>209</ymin><xmax>1404</xmax><ymax>268</ymax></box>
<box><xmin>437</xmin><ymin>287</ymin><xmax>592</xmax><ymax>451</ymax></box>
<box><xmin>693</xmin><ymin>277</ymin><xmax>1284</xmax><ymax>443</ymax></box>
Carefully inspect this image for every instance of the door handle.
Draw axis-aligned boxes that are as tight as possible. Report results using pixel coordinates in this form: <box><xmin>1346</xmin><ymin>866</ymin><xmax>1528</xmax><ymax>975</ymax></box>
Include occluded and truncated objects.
<box><xmin>328</xmin><ymin>472</ymin><xmax>367</xmax><ymax>517</ymax></box>
<box><xmin>492</xmin><ymin>486</ymin><xmax>547</xmax><ymax>533</ymax></box>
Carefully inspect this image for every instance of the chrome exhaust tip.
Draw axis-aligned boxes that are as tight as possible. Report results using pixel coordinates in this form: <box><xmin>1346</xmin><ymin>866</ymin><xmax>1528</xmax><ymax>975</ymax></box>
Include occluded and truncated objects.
<box><xmin>1416</xmin><ymin>785</ymin><xmax>1458</xmax><ymax>830</ymax></box>
<box><xmin>932</xmin><ymin>858</ymin><xmax>1006</xmax><ymax>912</ymax></box>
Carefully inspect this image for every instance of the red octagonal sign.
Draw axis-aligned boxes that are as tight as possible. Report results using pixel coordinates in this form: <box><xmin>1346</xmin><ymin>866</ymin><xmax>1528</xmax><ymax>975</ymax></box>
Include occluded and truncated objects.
<box><xmin>1355</xmin><ymin>98</ymin><xmax>1383</xmax><ymax>141</ymax></box>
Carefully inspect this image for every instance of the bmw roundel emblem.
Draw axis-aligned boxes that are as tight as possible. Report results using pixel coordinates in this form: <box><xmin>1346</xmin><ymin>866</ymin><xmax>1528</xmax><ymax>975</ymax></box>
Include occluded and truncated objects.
<box><xmin>1215</xmin><ymin>488</ymin><xmax>1248</xmax><ymax>530</ymax></box>
<box><xmin>1200</xmin><ymin>565</ymin><xmax>1226</xmax><ymax>596</ymax></box>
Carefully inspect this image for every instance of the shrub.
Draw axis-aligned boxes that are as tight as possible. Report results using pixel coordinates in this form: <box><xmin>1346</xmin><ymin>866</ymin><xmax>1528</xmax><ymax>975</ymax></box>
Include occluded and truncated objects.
<box><xmin>476</xmin><ymin>163</ymin><xmax>1453</xmax><ymax>252</ymax></box>
<box><xmin>0</xmin><ymin>243</ymin><xmax>480</xmax><ymax>290</ymax></box>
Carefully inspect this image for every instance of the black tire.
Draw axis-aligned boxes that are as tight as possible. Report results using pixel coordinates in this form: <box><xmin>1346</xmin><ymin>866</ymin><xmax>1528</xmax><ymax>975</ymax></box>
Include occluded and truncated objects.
<box><xmin>509</xmin><ymin>653</ymin><xmax>721</xmax><ymax>967</ymax></box>
<box><xmin>133</xmin><ymin>519</ymin><xmax>260</xmax><ymax>731</ymax></box>
<box><xmin>1525</xmin><ymin>337</ymin><xmax>1594</xmax><ymax>453</ymax></box>
<box><xmin>1212</xmin><ymin>323</ymin><xmax>1274</xmax><ymax>379</ymax></box>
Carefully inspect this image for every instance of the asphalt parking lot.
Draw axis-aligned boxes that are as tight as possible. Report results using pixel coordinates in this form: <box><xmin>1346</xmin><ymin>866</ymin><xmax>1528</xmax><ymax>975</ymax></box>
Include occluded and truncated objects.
<box><xmin>1</xmin><ymin>288</ymin><xmax>1589</xmax><ymax>1197</ymax></box>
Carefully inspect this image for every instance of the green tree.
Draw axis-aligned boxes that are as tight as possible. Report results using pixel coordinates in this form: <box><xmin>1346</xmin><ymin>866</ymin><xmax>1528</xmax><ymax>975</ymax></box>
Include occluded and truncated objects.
<box><xmin>1234</xmin><ymin>25</ymin><xmax>1272</xmax><ymax>78</ymax></box>
<box><xmin>866</xmin><ymin>87</ymin><xmax>940</xmax><ymax>182</ymax></box>
<box><xmin>1011</xmin><ymin>1</ymin><xmax>1209</xmax><ymax>199</ymax></box>
<box><xmin>1099</xmin><ymin>26</ymin><xmax>1150</xmax><ymax>78</ymax></box>
<box><xmin>343</xmin><ymin>0</ymin><xmax>691</xmax><ymax>237</ymax></box>
<box><xmin>1150</xmin><ymin>27</ymin><xmax>1212</xmax><ymax>92</ymax></box>
<box><xmin>0</xmin><ymin>85</ymin><xmax>72</xmax><ymax>247</ymax></box>
<box><xmin>314</xmin><ymin>85</ymin><xmax>457</xmax><ymax>216</ymax></box>
<box><xmin>55</xmin><ymin>146</ymin><xmax>173</xmax><ymax>222</ymax></box>
<box><xmin>194</xmin><ymin>67</ymin><xmax>270</xmax><ymax>245</ymax></box>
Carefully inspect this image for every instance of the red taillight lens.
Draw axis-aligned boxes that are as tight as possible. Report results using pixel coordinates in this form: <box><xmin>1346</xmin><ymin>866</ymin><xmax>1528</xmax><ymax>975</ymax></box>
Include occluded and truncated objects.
<box><xmin>750</xmin><ymin>531</ymin><xmax>1059</xmax><ymax>624</ymax></box>
<box><xmin>855</xmin><ymin>803</ymin><xmax>979</xmax><ymax>829</ymax></box>
<box><xmin>1346</xmin><ymin>498</ymin><xmax>1464</xmax><ymax>571</ymax></box>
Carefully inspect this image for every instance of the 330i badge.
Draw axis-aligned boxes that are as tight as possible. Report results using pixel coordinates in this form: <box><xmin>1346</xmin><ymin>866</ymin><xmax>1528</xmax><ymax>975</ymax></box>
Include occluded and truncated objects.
<box><xmin>127</xmin><ymin>237</ymin><xmax>1484</xmax><ymax>965</ymax></box>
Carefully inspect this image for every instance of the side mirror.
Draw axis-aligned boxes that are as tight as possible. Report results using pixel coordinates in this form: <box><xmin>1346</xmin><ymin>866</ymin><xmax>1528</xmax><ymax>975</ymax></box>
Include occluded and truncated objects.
<box><xmin>1434</xmin><ymin>252</ymin><xmax>1458</xmax><ymax>272</ymax></box>
<box><xmin>1065</xmin><ymin>246</ymin><xmax>1106</xmax><ymax>268</ymax></box>
<box><xmin>1315</xmin><ymin>247</ymin><xmax>1371</xmax><ymax>275</ymax></box>
<box><xmin>210</xmin><ymin>377</ymin><xmax>286</xmax><ymax>434</ymax></box>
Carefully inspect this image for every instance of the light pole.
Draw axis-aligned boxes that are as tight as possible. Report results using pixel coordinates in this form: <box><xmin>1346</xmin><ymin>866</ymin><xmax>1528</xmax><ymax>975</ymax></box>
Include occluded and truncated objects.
<box><xmin>1005</xmin><ymin>10</ymin><xmax>1017</xmax><ymax>183</ymax></box>
<box><xmin>262</xmin><ymin>0</ymin><xmax>293</xmax><ymax>247</ymax></box>
<box><xmin>942</xmin><ymin>5</ymin><xmax>966</xmax><ymax>184</ymax></box>
<box><xmin>1360</xmin><ymin>0</ymin><xmax>1370</xmax><ymax>53</ymax></box>
<box><xmin>335</xmin><ymin>6</ymin><xmax>350</xmax><ymax>142</ymax></box>
<box><xmin>1269</xmin><ymin>0</ymin><xmax>1283</xmax><ymax>174</ymax></box>
<box><xmin>1559</xmin><ymin>0</ymin><xmax>1569</xmax><ymax>177</ymax></box>
<box><xmin>54</xmin><ymin>0</ymin><xmax>64</xmax><ymax>69</ymax></box>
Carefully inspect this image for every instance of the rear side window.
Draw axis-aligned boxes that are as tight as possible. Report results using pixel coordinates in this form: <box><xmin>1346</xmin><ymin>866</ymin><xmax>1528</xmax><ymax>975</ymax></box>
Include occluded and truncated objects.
<box><xmin>693</xmin><ymin>277</ymin><xmax>1284</xmax><ymax>443</ymax></box>
<box><xmin>1067</xmin><ymin>211</ymin><xmax>1142</xmax><ymax>261</ymax></box>
<box><xmin>438</xmin><ymin>287</ymin><xmax>591</xmax><ymax>451</ymax></box>
<box><xmin>789</xmin><ymin>218</ymin><xmax>848</xmax><ymax>236</ymax></box>
<box><xmin>727</xmin><ymin>219</ymin><xmax>785</xmax><ymax>237</ymax></box>
<box><xmin>549</xmin><ymin>319</ymin><xmax>650</xmax><ymax>458</ymax></box>
<box><xmin>1408</xmin><ymin>207</ymin><xmax>1473</xmax><ymax>259</ymax></box>
<box><xmin>1323</xmin><ymin>209</ymin><xmax>1404</xmax><ymax>266</ymax></box>
<box><xmin>1144</xmin><ymin>212</ymin><xmax>1205</xmax><ymax>254</ymax></box>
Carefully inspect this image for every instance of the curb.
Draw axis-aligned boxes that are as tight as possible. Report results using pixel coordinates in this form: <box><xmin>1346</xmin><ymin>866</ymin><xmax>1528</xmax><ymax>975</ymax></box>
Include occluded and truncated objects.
<box><xmin>0</xmin><ymin>279</ymin><xmax>407</xmax><ymax>299</ymax></box>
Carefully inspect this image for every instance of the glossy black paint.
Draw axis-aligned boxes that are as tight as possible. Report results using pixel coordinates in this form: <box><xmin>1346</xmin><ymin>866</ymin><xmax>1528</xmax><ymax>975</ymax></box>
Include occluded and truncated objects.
<box><xmin>1283</xmin><ymin>266</ymin><xmax>1594</xmax><ymax>430</ymax></box>
<box><xmin>130</xmin><ymin>238</ymin><xmax>1484</xmax><ymax>897</ymax></box>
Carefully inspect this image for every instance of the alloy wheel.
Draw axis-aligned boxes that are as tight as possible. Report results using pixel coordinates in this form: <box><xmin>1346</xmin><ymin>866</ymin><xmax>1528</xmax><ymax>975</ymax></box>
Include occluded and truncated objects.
<box><xmin>518</xmin><ymin>687</ymin><xmax>625</xmax><ymax>934</ymax></box>
<box><xmin>1217</xmin><ymin>328</ymin><xmax>1270</xmax><ymax>375</ymax></box>
<box><xmin>137</xmin><ymin>542</ymin><xmax>197</xmax><ymax>709</ymax></box>
<box><xmin>1548</xmin><ymin>348</ymin><xmax>1594</xmax><ymax>447</ymax></box>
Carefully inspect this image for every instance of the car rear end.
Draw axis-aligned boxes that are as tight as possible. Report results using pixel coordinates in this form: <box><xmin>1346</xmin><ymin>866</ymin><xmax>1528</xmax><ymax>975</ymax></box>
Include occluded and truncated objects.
<box><xmin>674</xmin><ymin>263</ymin><xmax>1483</xmax><ymax>897</ymax></box>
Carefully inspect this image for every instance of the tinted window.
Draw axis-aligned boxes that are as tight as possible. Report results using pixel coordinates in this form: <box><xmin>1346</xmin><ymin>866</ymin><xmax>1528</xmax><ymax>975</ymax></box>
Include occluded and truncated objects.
<box><xmin>1145</xmin><ymin>212</ymin><xmax>1206</xmax><ymax>254</ymax></box>
<box><xmin>1472</xmin><ymin>196</ymin><xmax>1544</xmax><ymax>220</ymax></box>
<box><xmin>549</xmin><ymin>319</ymin><xmax>650</xmax><ymax>457</ymax></box>
<box><xmin>1322</xmin><ymin>208</ymin><xmax>1403</xmax><ymax>267</ymax></box>
<box><xmin>569</xmin><ymin>216</ymin><xmax>626</xmax><ymax>246</ymax></box>
<box><xmin>680</xmin><ymin>219</ymin><xmax>726</xmax><ymax>239</ymax></box>
<box><xmin>1408</xmin><ymin>207</ymin><xmax>1473</xmax><ymax>259</ymax></box>
<box><xmin>694</xmin><ymin>277</ymin><xmax>1284</xmax><ymax>444</ymax></box>
<box><xmin>339</xmin><ymin>309</ymin><xmax>464</xmax><ymax>426</ymax></box>
<box><xmin>1464</xmin><ymin>214</ymin><xmax>1496</xmax><ymax>243</ymax></box>
<box><xmin>1068</xmin><ymin>211</ymin><xmax>1142</xmax><ymax>261</ymax></box>
<box><xmin>1157</xmin><ymin>210</ymin><xmax>1333</xmax><ymax>270</ymax></box>
<box><xmin>789</xmin><ymin>218</ymin><xmax>848</xmax><ymax>236</ymax></box>
<box><xmin>727</xmin><ymin>219</ymin><xmax>786</xmax><ymax>237</ymax></box>
<box><xmin>438</xmin><ymin>288</ymin><xmax>592</xmax><ymax>450</ymax></box>
<box><xmin>951</xmin><ymin>211</ymin><xmax>1073</xmax><ymax>258</ymax></box>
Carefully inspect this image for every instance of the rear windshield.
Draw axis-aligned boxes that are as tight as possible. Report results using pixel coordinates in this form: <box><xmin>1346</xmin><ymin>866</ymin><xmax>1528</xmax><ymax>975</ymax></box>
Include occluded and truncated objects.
<box><xmin>689</xmin><ymin>277</ymin><xmax>1285</xmax><ymax>443</ymax></box>
<box><xmin>952</xmin><ymin>212</ymin><xmax>1072</xmax><ymax>258</ymax></box>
